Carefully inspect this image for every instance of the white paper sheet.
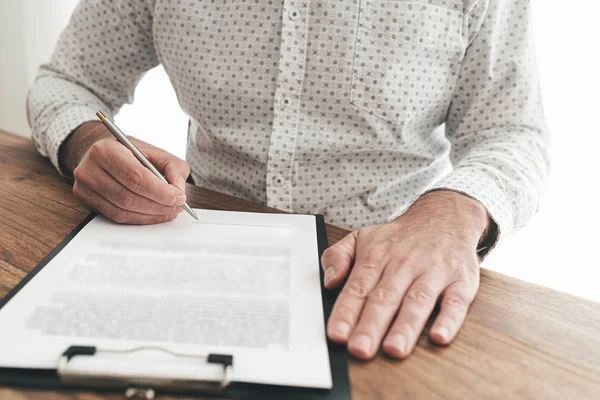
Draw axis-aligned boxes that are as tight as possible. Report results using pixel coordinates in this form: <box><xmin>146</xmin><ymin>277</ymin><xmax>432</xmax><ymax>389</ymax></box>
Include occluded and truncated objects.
<box><xmin>0</xmin><ymin>209</ymin><xmax>332</xmax><ymax>389</ymax></box>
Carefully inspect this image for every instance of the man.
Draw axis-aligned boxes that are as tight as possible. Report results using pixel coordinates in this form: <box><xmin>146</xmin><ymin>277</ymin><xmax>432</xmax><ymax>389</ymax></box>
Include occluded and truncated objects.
<box><xmin>28</xmin><ymin>0</ymin><xmax>549</xmax><ymax>360</ymax></box>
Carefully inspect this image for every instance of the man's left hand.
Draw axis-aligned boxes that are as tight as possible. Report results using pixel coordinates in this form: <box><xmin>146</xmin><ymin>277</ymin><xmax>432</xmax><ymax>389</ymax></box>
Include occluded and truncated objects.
<box><xmin>322</xmin><ymin>190</ymin><xmax>489</xmax><ymax>360</ymax></box>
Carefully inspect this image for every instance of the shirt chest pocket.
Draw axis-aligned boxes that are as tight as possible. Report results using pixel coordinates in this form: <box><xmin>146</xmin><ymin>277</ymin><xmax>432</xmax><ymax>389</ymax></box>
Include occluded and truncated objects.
<box><xmin>350</xmin><ymin>0</ymin><xmax>465</xmax><ymax>125</ymax></box>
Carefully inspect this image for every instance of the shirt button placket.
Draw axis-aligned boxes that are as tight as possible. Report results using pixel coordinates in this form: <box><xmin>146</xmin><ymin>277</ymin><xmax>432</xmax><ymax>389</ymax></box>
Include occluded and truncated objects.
<box><xmin>266</xmin><ymin>0</ymin><xmax>308</xmax><ymax>211</ymax></box>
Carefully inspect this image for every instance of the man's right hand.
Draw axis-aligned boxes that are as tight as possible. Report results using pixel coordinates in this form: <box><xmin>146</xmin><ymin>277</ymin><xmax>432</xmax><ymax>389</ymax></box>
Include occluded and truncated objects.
<box><xmin>60</xmin><ymin>121</ymin><xmax>190</xmax><ymax>224</ymax></box>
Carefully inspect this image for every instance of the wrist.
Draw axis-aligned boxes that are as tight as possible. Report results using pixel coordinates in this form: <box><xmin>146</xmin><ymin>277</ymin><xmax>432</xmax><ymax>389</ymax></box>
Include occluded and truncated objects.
<box><xmin>59</xmin><ymin>121</ymin><xmax>112</xmax><ymax>175</ymax></box>
<box><xmin>403</xmin><ymin>190</ymin><xmax>490</xmax><ymax>245</ymax></box>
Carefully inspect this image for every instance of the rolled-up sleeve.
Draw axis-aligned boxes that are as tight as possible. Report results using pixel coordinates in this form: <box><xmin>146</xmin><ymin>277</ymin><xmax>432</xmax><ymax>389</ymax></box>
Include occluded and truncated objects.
<box><xmin>27</xmin><ymin>0</ymin><xmax>159</xmax><ymax>174</ymax></box>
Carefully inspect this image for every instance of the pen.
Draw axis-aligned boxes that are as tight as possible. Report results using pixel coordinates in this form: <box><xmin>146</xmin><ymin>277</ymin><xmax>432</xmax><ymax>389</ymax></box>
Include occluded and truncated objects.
<box><xmin>96</xmin><ymin>111</ymin><xmax>199</xmax><ymax>221</ymax></box>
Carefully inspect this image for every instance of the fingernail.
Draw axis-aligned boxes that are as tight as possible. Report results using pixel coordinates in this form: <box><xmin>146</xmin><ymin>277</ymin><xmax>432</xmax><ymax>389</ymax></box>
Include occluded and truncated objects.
<box><xmin>324</xmin><ymin>266</ymin><xmax>336</xmax><ymax>286</ymax></box>
<box><xmin>350</xmin><ymin>334</ymin><xmax>372</xmax><ymax>354</ymax></box>
<box><xmin>176</xmin><ymin>175</ymin><xmax>186</xmax><ymax>192</ymax></box>
<box><xmin>385</xmin><ymin>334</ymin><xmax>406</xmax><ymax>354</ymax></box>
<box><xmin>435</xmin><ymin>326</ymin><xmax>449</xmax><ymax>341</ymax></box>
<box><xmin>333</xmin><ymin>322</ymin><xmax>351</xmax><ymax>340</ymax></box>
<box><xmin>173</xmin><ymin>194</ymin><xmax>186</xmax><ymax>205</ymax></box>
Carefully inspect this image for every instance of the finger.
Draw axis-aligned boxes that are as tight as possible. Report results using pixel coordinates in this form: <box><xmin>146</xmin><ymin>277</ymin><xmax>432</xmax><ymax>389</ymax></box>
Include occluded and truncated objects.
<box><xmin>138</xmin><ymin>141</ymin><xmax>190</xmax><ymax>193</ymax></box>
<box><xmin>76</xmin><ymin>166</ymin><xmax>183</xmax><ymax>216</ymax></box>
<box><xmin>89</xmin><ymin>140</ymin><xmax>185</xmax><ymax>206</ymax></box>
<box><xmin>73</xmin><ymin>181</ymin><xmax>178</xmax><ymax>225</ymax></box>
<box><xmin>121</xmin><ymin>136</ymin><xmax>190</xmax><ymax>191</ymax></box>
<box><xmin>429</xmin><ymin>281</ymin><xmax>477</xmax><ymax>345</ymax></box>
<box><xmin>382</xmin><ymin>274</ymin><xmax>446</xmax><ymax>359</ymax></box>
<box><xmin>321</xmin><ymin>230</ymin><xmax>358</xmax><ymax>288</ymax></box>
<box><xmin>162</xmin><ymin>159</ymin><xmax>189</xmax><ymax>193</ymax></box>
<box><xmin>327</xmin><ymin>240</ymin><xmax>387</xmax><ymax>344</ymax></box>
<box><xmin>346</xmin><ymin>263</ymin><xmax>414</xmax><ymax>360</ymax></box>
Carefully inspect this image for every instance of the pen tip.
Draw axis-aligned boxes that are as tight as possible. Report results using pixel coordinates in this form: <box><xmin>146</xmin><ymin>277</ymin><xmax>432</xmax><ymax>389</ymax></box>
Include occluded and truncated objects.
<box><xmin>96</xmin><ymin>111</ymin><xmax>106</xmax><ymax>121</ymax></box>
<box><xmin>182</xmin><ymin>203</ymin><xmax>199</xmax><ymax>220</ymax></box>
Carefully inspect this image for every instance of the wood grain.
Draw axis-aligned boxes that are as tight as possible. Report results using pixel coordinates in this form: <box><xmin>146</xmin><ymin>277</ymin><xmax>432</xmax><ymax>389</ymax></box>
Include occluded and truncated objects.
<box><xmin>0</xmin><ymin>130</ymin><xmax>599</xmax><ymax>399</ymax></box>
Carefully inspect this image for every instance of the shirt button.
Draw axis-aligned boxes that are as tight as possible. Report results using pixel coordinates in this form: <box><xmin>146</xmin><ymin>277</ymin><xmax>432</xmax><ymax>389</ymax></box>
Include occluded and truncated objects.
<box><xmin>282</xmin><ymin>98</ymin><xmax>290</xmax><ymax>105</ymax></box>
<box><xmin>288</xmin><ymin>7</ymin><xmax>300</xmax><ymax>20</ymax></box>
<box><xmin>274</xmin><ymin>176</ymin><xmax>285</xmax><ymax>185</ymax></box>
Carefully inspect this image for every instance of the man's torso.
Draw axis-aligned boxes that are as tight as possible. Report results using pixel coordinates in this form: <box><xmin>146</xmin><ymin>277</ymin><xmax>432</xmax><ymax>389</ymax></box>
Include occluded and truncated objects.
<box><xmin>152</xmin><ymin>0</ymin><xmax>467</xmax><ymax>228</ymax></box>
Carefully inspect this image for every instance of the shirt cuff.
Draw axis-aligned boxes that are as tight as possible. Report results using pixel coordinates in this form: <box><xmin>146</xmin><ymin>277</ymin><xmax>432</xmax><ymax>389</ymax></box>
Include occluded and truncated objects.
<box><xmin>43</xmin><ymin>106</ymin><xmax>100</xmax><ymax>176</ymax></box>
<box><xmin>387</xmin><ymin>167</ymin><xmax>513</xmax><ymax>260</ymax></box>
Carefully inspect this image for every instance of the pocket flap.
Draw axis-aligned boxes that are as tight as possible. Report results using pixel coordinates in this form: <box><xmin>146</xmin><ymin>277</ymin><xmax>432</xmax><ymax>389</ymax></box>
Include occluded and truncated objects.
<box><xmin>362</xmin><ymin>0</ymin><xmax>463</xmax><ymax>49</ymax></box>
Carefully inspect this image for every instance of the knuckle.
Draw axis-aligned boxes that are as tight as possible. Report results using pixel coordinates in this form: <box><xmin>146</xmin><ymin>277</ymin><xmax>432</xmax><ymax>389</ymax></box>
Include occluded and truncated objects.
<box><xmin>72</xmin><ymin>166</ymin><xmax>86</xmax><ymax>182</ymax></box>
<box><xmin>127</xmin><ymin>169</ymin><xmax>145</xmax><ymax>192</ymax></box>
<box><xmin>119</xmin><ymin>191</ymin><xmax>137</xmax><ymax>210</ymax></box>
<box><xmin>442</xmin><ymin>295</ymin><xmax>468</xmax><ymax>312</ymax></box>
<box><xmin>72</xmin><ymin>182</ymin><xmax>84</xmax><ymax>198</ymax></box>
<box><xmin>88</xmin><ymin>140</ymin><xmax>107</xmax><ymax>160</ymax></box>
<box><xmin>387</xmin><ymin>255</ymin><xmax>409</xmax><ymax>276</ymax></box>
<box><xmin>363</xmin><ymin>245</ymin><xmax>387</xmax><ymax>265</ymax></box>
<box><xmin>399</xmin><ymin>251</ymin><xmax>425</xmax><ymax>273</ymax></box>
<box><xmin>321</xmin><ymin>246</ymin><xmax>335</xmax><ymax>260</ymax></box>
<box><xmin>404</xmin><ymin>250</ymin><xmax>422</xmax><ymax>265</ymax></box>
<box><xmin>163</xmin><ymin>159</ymin><xmax>175</xmax><ymax>172</ymax></box>
<box><xmin>111</xmin><ymin>210</ymin><xmax>129</xmax><ymax>224</ymax></box>
<box><xmin>163</xmin><ymin>158</ymin><xmax>189</xmax><ymax>178</ymax></box>
<box><xmin>406</xmin><ymin>284</ymin><xmax>434</xmax><ymax>304</ymax></box>
<box><xmin>356</xmin><ymin>262</ymin><xmax>380</xmax><ymax>281</ymax></box>
<box><xmin>369</xmin><ymin>286</ymin><xmax>400</xmax><ymax>305</ymax></box>
<box><xmin>465</xmin><ymin>257</ymin><xmax>480</xmax><ymax>275</ymax></box>
<box><xmin>343</xmin><ymin>279</ymin><xmax>370</xmax><ymax>299</ymax></box>
<box><xmin>447</xmin><ymin>258</ymin><xmax>480</xmax><ymax>284</ymax></box>
<box><xmin>447</xmin><ymin>257</ymin><xmax>467</xmax><ymax>278</ymax></box>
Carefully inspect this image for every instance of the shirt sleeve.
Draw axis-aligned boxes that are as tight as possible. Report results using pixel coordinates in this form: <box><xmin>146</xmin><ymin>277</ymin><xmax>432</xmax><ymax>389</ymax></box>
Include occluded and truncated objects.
<box><xmin>390</xmin><ymin>0</ymin><xmax>550</xmax><ymax>256</ymax></box>
<box><xmin>27</xmin><ymin>0</ymin><xmax>159</xmax><ymax>175</ymax></box>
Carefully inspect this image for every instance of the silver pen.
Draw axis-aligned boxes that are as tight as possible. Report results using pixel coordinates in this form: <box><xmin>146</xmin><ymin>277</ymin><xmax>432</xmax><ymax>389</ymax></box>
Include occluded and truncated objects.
<box><xmin>96</xmin><ymin>111</ymin><xmax>199</xmax><ymax>221</ymax></box>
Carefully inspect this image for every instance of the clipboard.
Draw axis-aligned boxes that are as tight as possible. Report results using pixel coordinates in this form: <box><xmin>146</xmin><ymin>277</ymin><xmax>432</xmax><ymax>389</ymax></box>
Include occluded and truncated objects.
<box><xmin>0</xmin><ymin>213</ymin><xmax>351</xmax><ymax>399</ymax></box>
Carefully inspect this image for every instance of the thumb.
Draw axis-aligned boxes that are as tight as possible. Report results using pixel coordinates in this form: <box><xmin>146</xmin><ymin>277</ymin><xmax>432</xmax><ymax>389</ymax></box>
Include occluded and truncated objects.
<box><xmin>162</xmin><ymin>158</ymin><xmax>190</xmax><ymax>193</ymax></box>
<box><xmin>129</xmin><ymin>137</ymin><xmax>191</xmax><ymax>193</ymax></box>
<box><xmin>321</xmin><ymin>230</ymin><xmax>357</xmax><ymax>289</ymax></box>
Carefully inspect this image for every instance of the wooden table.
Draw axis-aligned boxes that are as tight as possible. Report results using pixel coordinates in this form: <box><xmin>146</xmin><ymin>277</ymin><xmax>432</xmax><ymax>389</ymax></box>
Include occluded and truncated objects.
<box><xmin>1</xmin><ymin>129</ymin><xmax>599</xmax><ymax>400</ymax></box>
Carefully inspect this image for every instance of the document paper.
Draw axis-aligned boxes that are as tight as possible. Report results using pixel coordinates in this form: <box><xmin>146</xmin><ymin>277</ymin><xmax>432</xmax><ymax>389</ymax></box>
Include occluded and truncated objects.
<box><xmin>0</xmin><ymin>210</ymin><xmax>332</xmax><ymax>388</ymax></box>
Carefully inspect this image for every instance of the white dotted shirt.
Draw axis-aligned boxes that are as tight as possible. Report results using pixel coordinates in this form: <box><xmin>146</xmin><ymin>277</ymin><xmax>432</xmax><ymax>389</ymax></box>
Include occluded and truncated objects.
<box><xmin>28</xmin><ymin>0</ymin><xmax>549</xmax><ymax>249</ymax></box>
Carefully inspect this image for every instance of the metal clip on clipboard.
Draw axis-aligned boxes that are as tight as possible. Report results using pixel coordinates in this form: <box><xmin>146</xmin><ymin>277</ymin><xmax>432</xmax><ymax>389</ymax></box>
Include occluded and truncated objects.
<box><xmin>57</xmin><ymin>345</ymin><xmax>234</xmax><ymax>399</ymax></box>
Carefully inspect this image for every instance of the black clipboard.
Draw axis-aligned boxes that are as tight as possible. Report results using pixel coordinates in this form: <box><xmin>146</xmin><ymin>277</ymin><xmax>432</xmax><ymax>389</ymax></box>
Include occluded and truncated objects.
<box><xmin>0</xmin><ymin>213</ymin><xmax>351</xmax><ymax>399</ymax></box>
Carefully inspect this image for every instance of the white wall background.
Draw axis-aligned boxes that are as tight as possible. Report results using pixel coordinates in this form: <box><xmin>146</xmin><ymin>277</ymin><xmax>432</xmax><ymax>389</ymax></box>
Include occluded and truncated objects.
<box><xmin>0</xmin><ymin>0</ymin><xmax>79</xmax><ymax>136</ymax></box>
<box><xmin>0</xmin><ymin>1</ymin><xmax>599</xmax><ymax>301</ymax></box>
<box><xmin>483</xmin><ymin>1</ymin><xmax>600</xmax><ymax>302</ymax></box>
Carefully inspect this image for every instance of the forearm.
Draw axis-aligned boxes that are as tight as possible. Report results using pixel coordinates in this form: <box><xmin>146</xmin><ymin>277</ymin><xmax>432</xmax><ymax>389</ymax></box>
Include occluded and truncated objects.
<box><xmin>59</xmin><ymin>122</ymin><xmax>113</xmax><ymax>176</ymax></box>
